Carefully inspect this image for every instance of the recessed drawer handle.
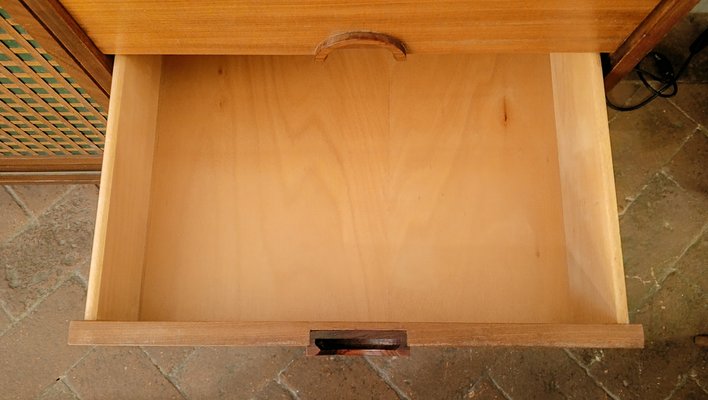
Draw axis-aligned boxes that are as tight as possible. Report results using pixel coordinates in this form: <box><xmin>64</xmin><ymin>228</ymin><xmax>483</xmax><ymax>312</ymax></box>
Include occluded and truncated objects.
<box><xmin>307</xmin><ymin>330</ymin><xmax>410</xmax><ymax>356</ymax></box>
<box><xmin>314</xmin><ymin>32</ymin><xmax>407</xmax><ymax>62</ymax></box>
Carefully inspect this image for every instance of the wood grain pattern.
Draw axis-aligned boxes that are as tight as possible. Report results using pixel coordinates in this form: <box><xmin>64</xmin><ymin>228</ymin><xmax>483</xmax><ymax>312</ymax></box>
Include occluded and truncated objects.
<box><xmin>0</xmin><ymin>155</ymin><xmax>101</xmax><ymax>184</ymax></box>
<box><xmin>68</xmin><ymin>321</ymin><xmax>644</xmax><ymax>348</ymax></box>
<box><xmin>57</xmin><ymin>0</ymin><xmax>658</xmax><ymax>54</ymax></box>
<box><xmin>85</xmin><ymin>56</ymin><xmax>161</xmax><ymax>320</ymax></box>
<box><xmin>0</xmin><ymin>171</ymin><xmax>99</xmax><ymax>184</ymax></box>
<box><xmin>604</xmin><ymin>0</ymin><xmax>700</xmax><ymax>90</ymax></box>
<box><xmin>550</xmin><ymin>54</ymin><xmax>629</xmax><ymax>324</ymax></box>
<box><xmin>0</xmin><ymin>156</ymin><xmax>102</xmax><ymax>172</ymax></box>
<box><xmin>139</xmin><ymin>52</ymin><xmax>574</xmax><ymax>324</ymax></box>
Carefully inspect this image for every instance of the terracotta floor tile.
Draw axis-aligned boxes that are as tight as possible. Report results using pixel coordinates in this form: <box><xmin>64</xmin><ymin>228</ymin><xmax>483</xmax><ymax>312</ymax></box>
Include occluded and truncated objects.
<box><xmin>280</xmin><ymin>356</ymin><xmax>399</xmax><ymax>400</ymax></box>
<box><xmin>66</xmin><ymin>347</ymin><xmax>182</xmax><ymax>400</ymax></box>
<box><xmin>0</xmin><ymin>306</ymin><xmax>11</xmax><ymax>333</ymax></box>
<box><xmin>251</xmin><ymin>380</ymin><xmax>294</xmax><ymax>400</ymax></box>
<box><xmin>571</xmin><ymin>341</ymin><xmax>702</xmax><ymax>400</ymax></box>
<box><xmin>0</xmin><ymin>187</ymin><xmax>29</xmax><ymax>243</ymax></box>
<box><xmin>0</xmin><ymin>186</ymin><xmax>96</xmax><ymax>318</ymax></box>
<box><xmin>667</xmin><ymin>379</ymin><xmax>707</xmax><ymax>400</ymax></box>
<box><xmin>671</xmin><ymin>85</ymin><xmax>708</xmax><ymax>128</ymax></box>
<box><xmin>142</xmin><ymin>346</ymin><xmax>195</xmax><ymax>376</ymax></box>
<box><xmin>37</xmin><ymin>380</ymin><xmax>79</xmax><ymax>400</ymax></box>
<box><xmin>664</xmin><ymin>130</ymin><xmax>708</xmax><ymax>194</ymax></box>
<box><xmin>609</xmin><ymin>100</ymin><xmax>697</xmax><ymax>212</ymax></box>
<box><xmin>488</xmin><ymin>348</ymin><xmax>610</xmax><ymax>399</ymax></box>
<box><xmin>174</xmin><ymin>347</ymin><xmax>299</xmax><ymax>400</ymax></box>
<box><xmin>633</xmin><ymin>233</ymin><xmax>707</xmax><ymax>343</ymax></box>
<box><xmin>8</xmin><ymin>184</ymin><xmax>73</xmax><ymax>217</ymax></box>
<box><xmin>0</xmin><ymin>277</ymin><xmax>89</xmax><ymax>400</ymax></box>
<box><xmin>467</xmin><ymin>377</ymin><xmax>507</xmax><ymax>399</ymax></box>
<box><xmin>367</xmin><ymin>347</ymin><xmax>496</xmax><ymax>399</ymax></box>
<box><xmin>619</xmin><ymin>173</ymin><xmax>707</xmax><ymax>311</ymax></box>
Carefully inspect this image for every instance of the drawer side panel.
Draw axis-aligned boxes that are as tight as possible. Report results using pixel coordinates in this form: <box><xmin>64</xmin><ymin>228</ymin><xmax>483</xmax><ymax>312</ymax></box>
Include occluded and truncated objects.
<box><xmin>550</xmin><ymin>53</ymin><xmax>629</xmax><ymax>324</ymax></box>
<box><xmin>85</xmin><ymin>55</ymin><xmax>162</xmax><ymax>320</ymax></box>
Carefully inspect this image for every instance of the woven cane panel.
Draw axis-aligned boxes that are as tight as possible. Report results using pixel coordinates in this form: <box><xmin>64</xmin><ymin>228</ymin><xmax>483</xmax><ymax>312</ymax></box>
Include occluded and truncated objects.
<box><xmin>0</xmin><ymin>7</ymin><xmax>106</xmax><ymax>157</ymax></box>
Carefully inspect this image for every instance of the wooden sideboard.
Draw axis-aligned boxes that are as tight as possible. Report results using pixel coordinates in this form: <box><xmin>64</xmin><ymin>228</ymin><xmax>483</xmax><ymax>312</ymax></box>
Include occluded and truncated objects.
<box><xmin>5</xmin><ymin>0</ymin><xmax>702</xmax><ymax>353</ymax></box>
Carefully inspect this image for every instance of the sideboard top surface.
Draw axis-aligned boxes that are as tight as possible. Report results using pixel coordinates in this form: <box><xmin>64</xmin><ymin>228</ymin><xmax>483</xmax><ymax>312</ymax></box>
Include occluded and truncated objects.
<box><xmin>58</xmin><ymin>0</ymin><xmax>659</xmax><ymax>55</ymax></box>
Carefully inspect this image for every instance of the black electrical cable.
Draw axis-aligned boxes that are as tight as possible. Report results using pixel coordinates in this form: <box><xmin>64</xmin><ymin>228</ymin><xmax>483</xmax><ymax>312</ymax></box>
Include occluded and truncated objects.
<box><xmin>607</xmin><ymin>27</ymin><xmax>708</xmax><ymax>112</ymax></box>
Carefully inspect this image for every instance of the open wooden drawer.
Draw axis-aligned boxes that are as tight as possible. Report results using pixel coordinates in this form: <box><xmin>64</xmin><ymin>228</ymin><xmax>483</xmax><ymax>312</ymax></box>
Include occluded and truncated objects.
<box><xmin>68</xmin><ymin>51</ymin><xmax>643</xmax><ymax>351</ymax></box>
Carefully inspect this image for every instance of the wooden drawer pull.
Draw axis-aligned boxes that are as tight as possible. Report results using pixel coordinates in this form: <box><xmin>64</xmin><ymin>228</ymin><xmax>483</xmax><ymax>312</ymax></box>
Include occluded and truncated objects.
<box><xmin>307</xmin><ymin>330</ymin><xmax>410</xmax><ymax>356</ymax></box>
<box><xmin>314</xmin><ymin>32</ymin><xmax>407</xmax><ymax>62</ymax></box>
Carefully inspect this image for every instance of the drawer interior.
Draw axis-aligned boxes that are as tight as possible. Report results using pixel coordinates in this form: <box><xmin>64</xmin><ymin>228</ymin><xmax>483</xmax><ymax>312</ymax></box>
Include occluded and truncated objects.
<box><xmin>86</xmin><ymin>52</ymin><xmax>629</xmax><ymax>328</ymax></box>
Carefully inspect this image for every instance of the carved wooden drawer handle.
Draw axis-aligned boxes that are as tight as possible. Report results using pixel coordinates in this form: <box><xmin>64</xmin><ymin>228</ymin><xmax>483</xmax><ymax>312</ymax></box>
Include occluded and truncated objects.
<box><xmin>314</xmin><ymin>32</ymin><xmax>407</xmax><ymax>62</ymax></box>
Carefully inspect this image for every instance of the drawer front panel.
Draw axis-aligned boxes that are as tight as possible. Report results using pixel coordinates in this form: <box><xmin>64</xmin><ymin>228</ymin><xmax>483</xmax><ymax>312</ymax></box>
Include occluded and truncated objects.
<box><xmin>69</xmin><ymin>321</ymin><xmax>644</xmax><ymax>348</ymax></box>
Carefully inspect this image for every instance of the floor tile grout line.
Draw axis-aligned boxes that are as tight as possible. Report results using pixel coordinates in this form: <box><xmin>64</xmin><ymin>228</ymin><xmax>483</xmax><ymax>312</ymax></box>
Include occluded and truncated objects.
<box><xmin>73</xmin><ymin>269</ymin><xmax>88</xmax><ymax>289</ymax></box>
<box><xmin>662</xmin><ymin>373</ymin><xmax>689</xmax><ymax>400</ymax></box>
<box><xmin>46</xmin><ymin>184</ymin><xmax>80</xmax><ymax>211</ymax></box>
<box><xmin>274</xmin><ymin>358</ymin><xmax>301</xmax><ymax>400</ymax></box>
<box><xmin>617</xmin><ymin>127</ymin><xmax>698</xmax><ymax>218</ymax></box>
<box><xmin>61</xmin><ymin>377</ymin><xmax>84</xmax><ymax>399</ymax></box>
<box><xmin>618</xmin><ymin>188</ymin><xmax>643</xmax><ymax>218</ymax></box>
<box><xmin>631</xmin><ymin>222</ymin><xmax>708</xmax><ymax>313</ymax></box>
<box><xmin>0</xmin><ymin>270</ymin><xmax>84</xmax><ymax>334</ymax></box>
<box><xmin>563</xmin><ymin>349</ymin><xmax>621</xmax><ymax>400</ymax></box>
<box><xmin>167</xmin><ymin>346</ymin><xmax>198</xmax><ymax>383</ymax></box>
<box><xmin>141</xmin><ymin>345</ymin><xmax>196</xmax><ymax>380</ymax></box>
<box><xmin>465</xmin><ymin>372</ymin><xmax>491</xmax><ymax>398</ymax></box>
<box><xmin>661</xmin><ymin>127</ymin><xmax>702</xmax><ymax>173</ymax></box>
<box><xmin>1</xmin><ymin>185</ymin><xmax>39</xmax><ymax>246</ymax></box>
<box><xmin>0</xmin><ymin>216</ymin><xmax>39</xmax><ymax>247</ymax></box>
<box><xmin>4</xmin><ymin>185</ymin><xmax>35</xmax><ymax>218</ymax></box>
<box><xmin>666</xmin><ymin>97</ymin><xmax>704</xmax><ymax>129</ymax></box>
<box><xmin>689</xmin><ymin>369</ymin><xmax>708</xmax><ymax>395</ymax></box>
<box><xmin>664</xmin><ymin>222</ymin><xmax>707</xmax><ymax>271</ymax></box>
<box><xmin>54</xmin><ymin>378</ymin><xmax>82</xmax><ymax>400</ymax></box>
<box><xmin>362</xmin><ymin>356</ymin><xmax>411</xmax><ymax>400</ymax></box>
<box><xmin>274</xmin><ymin>379</ymin><xmax>300</xmax><ymax>400</ymax></box>
<box><xmin>607</xmin><ymin>79</ymin><xmax>644</xmax><ymax>123</ymax></box>
<box><xmin>486</xmin><ymin>372</ymin><xmax>515</xmax><ymax>400</ymax></box>
<box><xmin>659</xmin><ymin>168</ymin><xmax>685</xmax><ymax>190</ymax></box>
<box><xmin>0</xmin><ymin>184</ymin><xmax>81</xmax><ymax>246</ymax></box>
<box><xmin>248</xmin><ymin>354</ymin><xmax>294</xmax><ymax>398</ymax></box>
<box><xmin>67</xmin><ymin>255</ymin><xmax>92</xmax><ymax>291</ymax></box>
<box><xmin>138</xmin><ymin>346</ymin><xmax>191</xmax><ymax>400</ymax></box>
<box><xmin>607</xmin><ymin>113</ymin><xmax>620</xmax><ymax>125</ymax></box>
<box><xmin>60</xmin><ymin>346</ymin><xmax>96</xmax><ymax>400</ymax></box>
<box><xmin>0</xmin><ymin>300</ymin><xmax>15</xmax><ymax>328</ymax></box>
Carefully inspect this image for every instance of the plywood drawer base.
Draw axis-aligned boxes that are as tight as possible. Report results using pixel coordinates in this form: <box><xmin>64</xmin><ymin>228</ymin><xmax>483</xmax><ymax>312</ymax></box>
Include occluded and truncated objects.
<box><xmin>70</xmin><ymin>51</ymin><xmax>642</xmax><ymax>349</ymax></box>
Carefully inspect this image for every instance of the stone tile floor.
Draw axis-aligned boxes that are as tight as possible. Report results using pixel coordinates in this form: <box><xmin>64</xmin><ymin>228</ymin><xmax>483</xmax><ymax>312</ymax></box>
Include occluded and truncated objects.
<box><xmin>1</xmin><ymin>16</ymin><xmax>707</xmax><ymax>400</ymax></box>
